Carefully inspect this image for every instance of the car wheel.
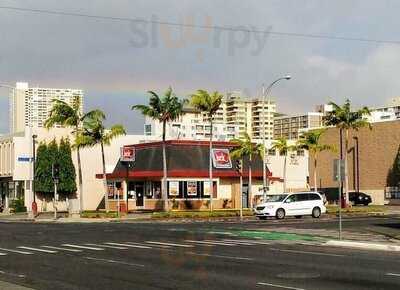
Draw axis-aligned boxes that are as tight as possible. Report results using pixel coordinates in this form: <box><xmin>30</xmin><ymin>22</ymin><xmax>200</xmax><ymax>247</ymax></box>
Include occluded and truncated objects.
<box><xmin>258</xmin><ymin>216</ymin><xmax>267</xmax><ymax>220</ymax></box>
<box><xmin>295</xmin><ymin>215</ymin><xmax>302</xmax><ymax>219</ymax></box>
<box><xmin>276</xmin><ymin>208</ymin><xmax>285</xmax><ymax>220</ymax></box>
<box><xmin>364</xmin><ymin>202</ymin><xmax>370</xmax><ymax>206</ymax></box>
<box><xmin>312</xmin><ymin>207</ymin><xmax>321</xmax><ymax>218</ymax></box>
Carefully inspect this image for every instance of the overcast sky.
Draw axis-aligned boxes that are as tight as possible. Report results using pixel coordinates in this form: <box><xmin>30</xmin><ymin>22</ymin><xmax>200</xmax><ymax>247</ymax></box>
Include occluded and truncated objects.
<box><xmin>1</xmin><ymin>0</ymin><xmax>400</xmax><ymax>134</ymax></box>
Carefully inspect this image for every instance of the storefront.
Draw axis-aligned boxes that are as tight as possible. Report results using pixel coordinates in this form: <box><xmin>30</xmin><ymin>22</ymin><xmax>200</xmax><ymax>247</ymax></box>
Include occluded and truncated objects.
<box><xmin>97</xmin><ymin>140</ymin><xmax>281</xmax><ymax>211</ymax></box>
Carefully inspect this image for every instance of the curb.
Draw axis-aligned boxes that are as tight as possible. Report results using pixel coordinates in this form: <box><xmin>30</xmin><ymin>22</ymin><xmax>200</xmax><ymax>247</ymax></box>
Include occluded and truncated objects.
<box><xmin>325</xmin><ymin>240</ymin><xmax>400</xmax><ymax>252</ymax></box>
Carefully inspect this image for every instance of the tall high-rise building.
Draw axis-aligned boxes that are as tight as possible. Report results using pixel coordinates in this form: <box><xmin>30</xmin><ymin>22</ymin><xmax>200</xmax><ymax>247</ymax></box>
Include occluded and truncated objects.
<box><xmin>144</xmin><ymin>91</ymin><xmax>276</xmax><ymax>142</ymax></box>
<box><xmin>9</xmin><ymin>82</ymin><xmax>83</xmax><ymax>133</ymax></box>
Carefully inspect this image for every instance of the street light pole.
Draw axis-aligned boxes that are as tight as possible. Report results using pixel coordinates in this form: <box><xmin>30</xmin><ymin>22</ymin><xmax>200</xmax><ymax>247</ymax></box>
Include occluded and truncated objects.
<box><xmin>262</xmin><ymin>75</ymin><xmax>291</xmax><ymax>202</ymax></box>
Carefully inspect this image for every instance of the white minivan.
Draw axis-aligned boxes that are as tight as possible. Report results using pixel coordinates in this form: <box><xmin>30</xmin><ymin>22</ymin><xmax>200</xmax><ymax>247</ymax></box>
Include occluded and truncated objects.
<box><xmin>254</xmin><ymin>192</ymin><xmax>326</xmax><ymax>220</ymax></box>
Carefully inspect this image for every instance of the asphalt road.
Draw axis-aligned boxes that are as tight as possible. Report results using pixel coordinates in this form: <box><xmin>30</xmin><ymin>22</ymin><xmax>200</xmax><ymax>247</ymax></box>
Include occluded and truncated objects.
<box><xmin>0</xmin><ymin>217</ymin><xmax>399</xmax><ymax>290</ymax></box>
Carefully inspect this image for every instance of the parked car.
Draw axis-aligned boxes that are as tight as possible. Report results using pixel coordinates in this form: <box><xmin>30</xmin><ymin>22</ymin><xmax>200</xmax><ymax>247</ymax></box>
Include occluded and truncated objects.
<box><xmin>254</xmin><ymin>192</ymin><xmax>327</xmax><ymax>220</ymax></box>
<box><xmin>349</xmin><ymin>191</ymin><xmax>372</xmax><ymax>206</ymax></box>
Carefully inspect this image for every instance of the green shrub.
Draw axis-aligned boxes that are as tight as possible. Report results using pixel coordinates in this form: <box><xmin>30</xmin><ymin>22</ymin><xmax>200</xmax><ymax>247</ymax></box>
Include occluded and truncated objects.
<box><xmin>10</xmin><ymin>198</ymin><xmax>27</xmax><ymax>213</ymax></box>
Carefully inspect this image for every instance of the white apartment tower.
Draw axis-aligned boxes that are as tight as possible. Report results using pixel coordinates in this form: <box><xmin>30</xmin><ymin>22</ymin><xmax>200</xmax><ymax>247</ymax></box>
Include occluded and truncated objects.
<box><xmin>9</xmin><ymin>82</ymin><xmax>83</xmax><ymax>133</ymax></box>
<box><xmin>144</xmin><ymin>91</ymin><xmax>276</xmax><ymax>142</ymax></box>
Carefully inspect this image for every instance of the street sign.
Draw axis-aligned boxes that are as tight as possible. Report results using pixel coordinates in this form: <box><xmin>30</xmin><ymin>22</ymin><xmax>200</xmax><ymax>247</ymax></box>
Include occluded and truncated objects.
<box><xmin>17</xmin><ymin>157</ymin><xmax>33</xmax><ymax>162</ymax></box>
<box><xmin>333</xmin><ymin>159</ymin><xmax>345</xmax><ymax>182</ymax></box>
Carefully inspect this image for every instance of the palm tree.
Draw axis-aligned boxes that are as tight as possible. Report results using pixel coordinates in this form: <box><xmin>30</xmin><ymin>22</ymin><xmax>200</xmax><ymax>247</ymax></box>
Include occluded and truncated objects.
<box><xmin>45</xmin><ymin>96</ymin><xmax>98</xmax><ymax>213</ymax></box>
<box><xmin>271</xmin><ymin>137</ymin><xmax>295</xmax><ymax>192</ymax></box>
<box><xmin>324</xmin><ymin>99</ymin><xmax>371</xmax><ymax>206</ymax></box>
<box><xmin>230</xmin><ymin>133</ymin><xmax>264</xmax><ymax>210</ymax></box>
<box><xmin>76</xmin><ymin>110</ymin><xmax>126</xmax><ymax>213</ymax></box>
<box><xmin>190</xmin><ymin>90</ymin><xmax>223</xmax><ymax>211</ymax></box>
<box><xmin>297</xmin><ymin>129</ymin><xmax>334</xmax><ymax>192</ymax></box>
<box><xmin>132</xmin><ymin>87</ymin><xmax>186</xmax><ymax>211</ymax></box>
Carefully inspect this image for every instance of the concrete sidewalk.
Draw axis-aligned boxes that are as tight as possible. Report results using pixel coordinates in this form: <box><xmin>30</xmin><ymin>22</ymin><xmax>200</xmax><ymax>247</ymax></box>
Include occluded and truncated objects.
<box><xmin>326</xmin><ymin>240</ymin><xmax>400</xmax><ymax>252</ymax></box>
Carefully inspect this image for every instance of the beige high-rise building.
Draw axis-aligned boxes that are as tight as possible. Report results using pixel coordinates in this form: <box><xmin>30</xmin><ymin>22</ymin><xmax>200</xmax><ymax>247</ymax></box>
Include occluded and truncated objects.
<box><xmin>9</xmin><ymin>82</ymin><xmax>83</xmax><ymax>133</ymax></box>
<box><xmin>224</xmin><ymin>91</ymin><xmax>276</xmax><ymax>141</ymax></box>
<box><xmin>274</xmin><ymin>112</ymin><xmax>324</xmax><ymax>140</ymax></box>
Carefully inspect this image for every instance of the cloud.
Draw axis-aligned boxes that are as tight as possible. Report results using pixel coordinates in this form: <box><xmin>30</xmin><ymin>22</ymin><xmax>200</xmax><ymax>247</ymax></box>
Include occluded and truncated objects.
<box><xmin>1</xmin><ymin>0</ymin><xmax>400</xmax><ymax>132</ymax></box>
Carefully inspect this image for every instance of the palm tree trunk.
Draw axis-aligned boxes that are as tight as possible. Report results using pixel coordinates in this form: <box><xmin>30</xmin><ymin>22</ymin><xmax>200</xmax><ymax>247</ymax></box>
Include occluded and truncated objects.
<box><xmin>101</xmin><ymin>142</ymin><xmax>109</xmax><ymax>213</ymax></box>
<box><xmin>248</xmin><ymin>154</ymin><xmax>252</xmax><ymax>209</ymax></box>
<box><xmin>344</xmin><ymin>129</ymin><xmax>350</xmax><ymax>207</ymax></box>
<box><xmin>209</xmin><ymin>119</ymin><xmax>213</xmax><ymax>212</ymax></box>
<box><xmin>75</xmin><ymin>125</ymin><xmax>83</xmax><ymax>214</ymax></box>
<box><xmin>314</xmin><ymin>155</ymin><xmax>318</xmax><ymax>192</ymax></box>
<box><xmin>162</xmin><ymin>120</ymin><xmax>168</xmax><ymax>211</ymax></box>
<box><xmin>283</xmin><ymin>155</ymin><xmax>287</xmax><ymax>192</ymax></box>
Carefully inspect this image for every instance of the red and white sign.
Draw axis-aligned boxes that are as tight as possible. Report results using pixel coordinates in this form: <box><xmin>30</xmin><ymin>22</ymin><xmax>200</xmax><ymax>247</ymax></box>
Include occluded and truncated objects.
<box><xmin>120</xmin><ymin>146</ymin><xmax>135</xmax><ymax>162</ymax></box>
<box><xmin>212</xmin><ymin>148</ymin><xmax>232</xmax><ymax>169</ymax></box>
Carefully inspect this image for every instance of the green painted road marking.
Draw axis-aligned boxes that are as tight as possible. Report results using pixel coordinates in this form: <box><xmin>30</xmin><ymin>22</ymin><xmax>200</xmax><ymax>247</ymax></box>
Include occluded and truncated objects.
<box><xmin>236</xmin><ymin>230</ymin><xmax>318</xmax><ymax>241</ymax></box>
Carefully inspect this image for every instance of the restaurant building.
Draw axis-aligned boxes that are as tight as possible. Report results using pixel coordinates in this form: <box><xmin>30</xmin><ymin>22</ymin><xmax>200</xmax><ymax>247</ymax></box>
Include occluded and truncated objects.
<box><xmin>97</xmin><ymin>140</ymin><xmax>284</xmax><ymax>211</ymax></box>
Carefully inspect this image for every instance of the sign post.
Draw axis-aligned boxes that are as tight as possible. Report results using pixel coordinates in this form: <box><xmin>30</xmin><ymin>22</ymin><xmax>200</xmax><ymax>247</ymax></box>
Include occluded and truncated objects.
<box><xmin>334</xmin><ymin>159</ymin><xmax>345</xmax><ymax>240</ymax></box>
<box><xmin>52</xmin><ymin>163</ymin><xmax>60</xmax><ymax>220</ymax></box>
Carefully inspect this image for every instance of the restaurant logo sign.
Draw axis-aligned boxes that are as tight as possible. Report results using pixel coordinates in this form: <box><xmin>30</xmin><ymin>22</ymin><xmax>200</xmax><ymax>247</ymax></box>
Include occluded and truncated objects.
<box><xmin>120</xmin><ymin>146</ymin><xmax>135</xmax><ymax>162</ymax></box>
<box><xmin>212</xmin><ymin>148</ymin><xmax>232</xmax><ymax>169</ymax></box>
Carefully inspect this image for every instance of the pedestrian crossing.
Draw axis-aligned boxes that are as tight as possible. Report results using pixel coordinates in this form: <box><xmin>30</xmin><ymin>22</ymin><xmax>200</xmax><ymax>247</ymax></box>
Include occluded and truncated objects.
<box><xmin>0</xmin><ymin>238</ymin><xmax>322</xmax><ymax>257</ymax></box>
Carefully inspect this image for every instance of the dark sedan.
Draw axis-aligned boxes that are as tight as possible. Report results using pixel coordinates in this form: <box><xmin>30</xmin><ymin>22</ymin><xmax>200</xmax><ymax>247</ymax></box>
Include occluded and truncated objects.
<box><xmin>349</xmin><ymin>191</ymin><xmax>372</xmax><ymax>206</ymax></box>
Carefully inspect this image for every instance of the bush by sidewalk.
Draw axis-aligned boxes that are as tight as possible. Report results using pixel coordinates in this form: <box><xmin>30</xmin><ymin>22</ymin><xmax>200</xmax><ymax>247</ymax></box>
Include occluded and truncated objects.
<box><xmin>326</xmin><ymin>205</ymin><xmax>386</xmax><ymax>215</ymax></box>
<box><xmin>152</xmin><ymin>209</ymin><xmax>254</xmax><ymax>219</ymax></box>
<box><xmin>80</xmin><ymin>211</ymin><xmax>119</xmax><ymax>219</ymax></box>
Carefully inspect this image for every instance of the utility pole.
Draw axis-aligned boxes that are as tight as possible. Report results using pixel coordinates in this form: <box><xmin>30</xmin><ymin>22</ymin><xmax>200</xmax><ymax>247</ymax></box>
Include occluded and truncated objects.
<box><xmin>52</xmin><ymin>163</ymin><xmax>60</xmax><ymax>220</ymax></box>
<box><xmin>32</xmin><ymin>134</ymin><xmax>38</xmax><ymax>217</ymax></box>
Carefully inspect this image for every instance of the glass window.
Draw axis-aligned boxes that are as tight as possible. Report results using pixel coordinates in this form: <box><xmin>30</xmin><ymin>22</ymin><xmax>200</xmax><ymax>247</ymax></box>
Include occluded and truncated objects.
<box><xmin>152</xmin><ymin>182</ymin><xmax>162</xmax><ymax>199</ymax></box>
<box><xmin>297</xmin><ymin>194</ymin><xmax>309</xmax><ymax>201</ymax></box>
<box><xmin>108</xmin><ymin>181</ymin><xmax>123</xmax><ymax>200</ymax></box>
<box><xmin>309</xmin><ymin>193</ymin><xmax>321</xmax><ymax>201</ymax></box>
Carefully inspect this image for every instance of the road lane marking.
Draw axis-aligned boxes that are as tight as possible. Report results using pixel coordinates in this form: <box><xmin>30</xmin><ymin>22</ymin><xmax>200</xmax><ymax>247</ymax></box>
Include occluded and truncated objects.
<box><xmin>205</xmin><ymin>240</ymin><xmax>254</xmax><ymax>246</ymax></box>
<box><xmin>62</xmin><ymin>244</ymin><xmax>104</xmax><ymax>251</ymax></box>
<box><xmin>146</xmin><ymin>241</ymin><xmax>194</xmax><ymax>248</ymax></box>
<box><xmin>270</xmin><ymin>248</ymin><xmax>344</xmax><ymax>257</ymax></box>
<box><xmin>0</xmin><ymin>253</ymin><xmax>6</xmax><ymax>256</ymax></box>
<box><xmin>257</xmin><ymin>282</ymin><xmax>306</xmax><ymax>290</ymax></box>
<box><xmin>18</xmin><ymin>246</ymin><xmax>57</xmax><ymax>254</ymax></box>
<box><xmin>105</xmin><ymin>242</ymin><xmax>152</xmax><ymax>249</ymax></box>
<box><xmin>86</xmin><ymin>244</ymin><xmax>128</xmax><ymax>250</ymax></box>
<box><xmin>126</xmin><ymin>242</ymin><xmax>171</xmax><ymax>249</ymax></box>
<box><xmin>41</xmin><ymin>246</ymin><xmax>82</xmax><ymax>252</ymax></box>
<box><xmin>185</xmin><ymin>240</ymin><xmax>236</xmax><ymax>246</ymax></box>
<box><xmin>186</xmin><ymin>252</ymin><xmax>253</xmax><ymax>261</ymax></box>
<box><xmin>84</xmin><ymin>257</ymin><xmax>145</xmax><ymax>268</ymax></box>
<box><xmin>387</xmin><ymin>273</ymin><xmax>400</xmax><ymax>277</ymax></box>
<box><xmin>0</xmin><ymin>248</ymin><xmax>33</xmax><ymax>255</ymax></box>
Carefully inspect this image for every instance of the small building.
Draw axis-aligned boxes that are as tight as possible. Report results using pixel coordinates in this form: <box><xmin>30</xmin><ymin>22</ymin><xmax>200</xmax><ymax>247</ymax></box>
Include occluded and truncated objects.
<box><xmin>97</xmin><ymin>140</ymin><xmax>284</xmax><ymax>211</ymax></box>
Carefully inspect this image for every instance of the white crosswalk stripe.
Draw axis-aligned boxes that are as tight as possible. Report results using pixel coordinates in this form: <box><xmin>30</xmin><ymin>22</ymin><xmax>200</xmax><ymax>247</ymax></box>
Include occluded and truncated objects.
<box><xmin>86</xmin><ymin>244</ymin><xmax>128</xmax><ymax>250</ymax></box>
<box><xmin>105</xmin><ymin>242</ymin><xmax>152</xmax><ymax>249</ymax></box>
<box><xmin>62</xmin><ymin>244</ymin><xmax>104</xmax><ymax>251</ymax></box>
<box><xmin>0</xmin><ymin>247</ymin><xmax>33</xmax><ymax>255</ymax></box>
<box><xmin>185</xmin><ymin>240</ymin><xmax>237</xmax><ymax>246</ymax></box>
<box><xmin>41</xmin><ymin>246</ymin><xmax>82</xmax><ymax>252</ymax></box>
<box><xmin>18</xmin><ymin>246</ymin><xmax>57</xmax><ymax>253</ymax></box>
<box><xmin>146</xmin><ymin>241</ymin><xmax>194</xmax><ymax>248</ymax></box>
